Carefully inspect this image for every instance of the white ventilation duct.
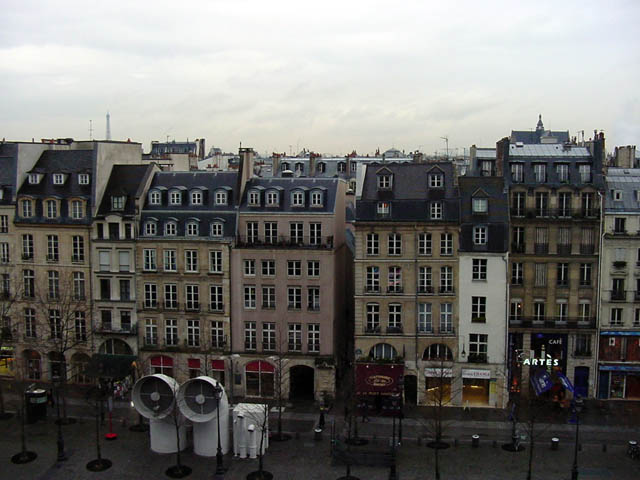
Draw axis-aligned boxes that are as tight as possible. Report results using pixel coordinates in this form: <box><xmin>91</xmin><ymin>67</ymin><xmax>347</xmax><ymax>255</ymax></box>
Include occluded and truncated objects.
<box><xmin>132</xmin><ymin>374</ymin><xmax>188</xmax><ymax>454</ymax></box>
<box><xmin>233</xmin><ymin>403</ymin><xmax>269</xmax><ymax>458</ymax></box>
<box><xmin>177</xmin><ymin>376</ymin><xmax>229</xmax><ymax>456</ymax></box>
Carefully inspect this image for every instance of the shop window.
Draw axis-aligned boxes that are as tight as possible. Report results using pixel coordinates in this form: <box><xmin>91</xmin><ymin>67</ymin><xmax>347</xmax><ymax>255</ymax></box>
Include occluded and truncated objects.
<box><xmin>245</xmin><ymin>361</ymin><xmax>274</xmax><ymax>397</ymax></box>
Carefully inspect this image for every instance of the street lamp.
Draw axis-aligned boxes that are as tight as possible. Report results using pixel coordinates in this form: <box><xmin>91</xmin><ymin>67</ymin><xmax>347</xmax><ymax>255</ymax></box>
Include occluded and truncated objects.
<box><xmin>570</xmin><ymin>396</ymin><xmax>583</xmax><ymax>480</ymax></box>
<box><xmin>55</xmin><ymin>382</ymin><xmax>67</xmax><ymax>462</ymax></box>
<box><xmin>213</xmin><ymin>383</ymin><xmax>225</xmax><ymax>478</ymax></box>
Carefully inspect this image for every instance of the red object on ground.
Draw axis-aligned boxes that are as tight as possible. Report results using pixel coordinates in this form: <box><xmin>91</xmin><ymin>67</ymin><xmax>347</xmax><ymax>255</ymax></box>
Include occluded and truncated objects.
<box><xmin>105</xmin><ymin>411</ymin><xmax>117</xmax><ymax>440</ymax></box>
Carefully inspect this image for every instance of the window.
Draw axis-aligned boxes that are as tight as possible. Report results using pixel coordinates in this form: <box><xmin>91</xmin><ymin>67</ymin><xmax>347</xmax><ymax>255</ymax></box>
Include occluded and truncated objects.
<box><xmin>71</xmin><ymin>200</ymin><xmax>84</xmax><ymax>219</ymax></box>
<box><xmin>311</xmin><ymin>191</ymin><xmax>323</xmax><ymax>207</ymax></box>
<box><xmin>149</xmin><ymin>190</ymin><xmax>161</xmax><ymax>205</ymax></box>
<box><xmin>388</xmin><ymin>304</ymin><xmax>402</xmax><ymax>330</ymax></box>
<box><xmin>377</xmin><ymin>202</ymin><xmax>390</xmax><ymax>215</ymax></box>
<box><xmin>288</xmin><ymin>323</ymin><xmax>302</xmax><ymax>351</ymax></box>
<box><xmin>511</xmin><ymin>192</ymin><xmax>525</xmax><ymax>216</ymax></box>
<box><xmin>186</xmin><ymin>222</ymin><xmax>199</xmax><ymax>236</ymax></box>
<box><xmin>209</xmin><ymin>285</ymin><xmax>223</xmax><ymax>311</ymax></box>
<box><xmin>308</xmin><ymin>324</ymin><xmax>320</xmax><ymax>352</ymax></box>
<box><xmin>556</xmin><ymin>164</ymin><xmax>569</xmax><ymax>182</ymax></box>
<box><xmin>510</xmin><ymin>300</ymin><xmax>522</xmax><ymax>322</ymax></box>
<box><xmin>0</xmin><ymin>243</ymin><xmax>8</xmax><ymax>264</ymax></box>
<box><xmin>215</xmin><ymin>190</ymin><xmax>228</xmax><ymax>205</ymax></box>
<box><xmin>191</xmin><ymin>190</ymin><xmax>202</xmax><ymax>205</ymax></box>
<box><xmin>558</xmin><ymin>227</ymin><xmax>571</xmax><ymax>253</ymax></box>
<box><xmin>265</xmin><ymin>222</ymin><xmax>278</xmax><ymax>244</ymax></box>
<box><xmin>266</xmin><ymin>190</ymin><xmax>279</xmax><ymax>206</ymax></box>
<box><xmin>366</xmin><ymin>266</ymin><xmax>380</xmax><ymax>292</ymax></box>
<box><xmin>418</xmin><ymin>266</ymin><xmax>432</xmax><ymax>293</ymax></box>
<box><xmin>472</xmin><ymin>259</ymin><xmax>487</xmax><ymax>280</ymax></box>
<box><xmin>244</xmin><ymin>286</ymin><xmax>256</xmax><ymax>309</ymax></box>
<box><xmin>247</xmin><ymin>222</ymin><xmax>258</xmax><ymax>243</ymax></box>
<box><xmin>25</xmin><ymin>308</ymin><xmax>36</xmax><ymax>338</ymax></box>
<box><xmin>45</xmin><ymin>200</ymin><xmax>57</xmax><ymax>218</ymax></box>
<box><xmin>245</xmin><ymin>322</ymin><xmax>257</xmax><ymax>350</ymax></box>
<box><xmin>170</xmin><ymin>191</ymin><xmax>182</xmax><ymax>205</ymax></box>
<box><xmin>21</xmin><ymin>199</ymin><xmax>32</xmax><ymax>218</ymax></box>
<box><xmin>22</xmin><ymin>234</ymin><xmax>33</xmax><ymax>260</ymax></box>
<box><xmin>186</xmin><ymin>285</ymin><xmax>200</xmax><ymax>310</ymax></box>
<box><xmin>575</xmin><ymin>334</ymin><xmax>591</xmax><ymax>355</ymax></box>
<box><xmin>144</xmin><ymin>283</ymin><xmax>157</xmax><ymax>308</ymax></box>
<box><xmin>418</xmin><ymin>233</ymin><xmax>432</xmax><ymax>255</ymax></box>
<box><xmin>418</xmin><ymin>303</ymin><xmax>432</xmax><ymax>332</ymax></box>
<box><xmin>164</xmin><ymin>284</ymin><xmax>177</xmax><ymax>309</ymax></box>
<box><xmin>511</xmin><ymin>262</ymin><xmax>523</xmax><ymax>285</ymax></box>
<box><xmin>145</xmin><ymin>319</ymin><xmax>157</xmax><ymax>345</ymax></box>
<box><xmin>534</xmin><ymin>301</ymin><xmax>545</xmax><ymax>320</ymax></box>
<box><xmin>580</xmin><ymin>263</ymin><xmax>592</xmax><ymax>286</ymax></box>
<box><xmin>557</xmin><ymin>263</ymin><xmax>569</xmax><ymax>287</ymax></box>
<box><xmin>288</xmin><ymin>286</ymin><xmax>302</xmax><ymax>309</ymax></box>
<box><xmin>430</xmin><ymin>202</ymin><xmax>442</xmax><ymax>220</ymax></box>
<box><xmin>244</xmin><ymin>259</ymin><xmax>256</xmax><ymax>276</ymax></box>
<box><xmin>112</xmin><ymin>196</ymin><xmax>125</xmax><ymax>210</ymax></box>
<box><xmin>370</xmin><ymin>343</ymin><xmax>397</xmax><ymax>361</ymax></box>
<box><xmin>23</xmin><ymin>270</ymin><xmax>34</xmax><ymax>298</ymax></box>
<box><xmin>263</xmin><ymin>322</ymin><xmax>276</xmax><ymax>350</ymax></box>
<box><xmin>440</xmin><ymin>233</ymin><xmax>453</xmax><ymax>256</ymax></box>
<box><xmin>47</xmin><ymin>271</ymin><xmax>59</xmax><ymax>300</ymax></box>
<box><xmin>556</xmin><ymin>300</ymin><xmax>568</xmax><ymax>322</ymax></box>
<box><xmin>0</xmin><ymin>215</ymin><xmax>7</xmax><ymax>233</ymax></box>
<box><xmin>73</xmin><ymin>272</ymin><xmax>85</xmax><ymax>300</ymax></box>
<box><xmin>472</xmin><ymin>198</ymin><xmax>488</xmax><ymax>214</ymax></box>
<box><xmin>429</xmin><ymin>173</ymin><xmax>443</xmax><ymax>188</ymax></box>
<box><xmin>144</xmin><ymin>221</ymin><xmax>157</xmax><ymax>236</ymax></box>
<box><xmin>75</xmin><ymin>311</ymin><xmax>87</xmax><ymax>342</ymax></box>
<box><xmin>307</xmin><ymin>286</ymin><xmax>320</xmax><ymax>310</ymax></box>
<box><xmin>388</xmin><ymin>233</ymin><xmax>402</xmax><ymax>255</ymax></box>
<box><xmin>337</xmin><ymin>162</ymin><xmax>346</xmax><ymax>173</ymax></box>
<box><xmin>610</xmin><ymin>308</ymin><xmax>623</xmax><ymax>326</ymax></box>
<box><xmin>440</xmin><ymin>266</ymin><xmax>453</xmax><ymax>293</ymax></box>
<box><xmin>366</xmin><ymin>303</ymin><xmax>380</xmax><ymax>332</ymax></box>
<box><xmin>534</xmin><ymin>163</ymin><xmax>546</xmax><ymax>182</ymax></box>
<box><xmin>309</xmin><ymin>223</ymin><xmax>322</xmax><ymax>245</ymax></box>
<box><xmin>535</xmin><ymin>227</ymin><xmax>549</xmax><ymax>254</ymax></box>
<box><xmin>79</xmin><ymin>174</ymin><xmax>90</xmax><ymax>185</ymax></box>
<box><xmin>473</xmin><ymin>226</ymin><xmax>487</xmax><ymax>245</ymax></box>
<box><xmin>558</xmin><ymin>192</ymin><xmax>572</xmax><ymax>217</ymax></box>
<box><xmin>119</xmin><ymin>279</ymin><xmax>130</xmax><ymax>301</ymax></box>
<box><xmin>291</xmin><ymin>190</ymin><xmax>304</xmax><ymax>207</ymax></box>
<box><xmin>579</xmin><ymin>301</ymin><xmax>591</xmax><ymax>322</ymax></box>
<box><xmin>210</xmin><ymin>222</ymin><xmax>223</xmax><ymax>237</ymax></box>
<box><xmin>47</xmin><ymin>235</ymin><xmax>59</xmax><ymax>262</ymax></box>
<box><xmin>377</xmin><ymin>174</ymin><xmax>392</xmax><ymax>189</ymax></box>
<box><xmin>211</xmin><ymin>321</ymin><xmax>225</xmax><ymax>348</ymax></box>
<box><xmin>472</xmin><ymin>296</ymin><xmax>486</xmax><ymax>322</ymax></box>
<box><xmin>262</xmin><ymin>286</ymin><xmax>276</xmax><ymax>309</ymax></box>
<box><xmin>511</xmin><ymin>163</ymin><xmax>523</xmax><ymax>182</ymax></box>
<box><xmin>118</xmin><ymin>251</ymin><xmax>130</xmax><ymax>271</ymax></box>
<box><xmin>209</xmin><ymin>251</ymin><xmax>223</xmax><ymax>273</ymax></box>
<box><xmin>534</xmin><ymin>192</ymin><xmax>548</xmax><ymax>217</ymax></box>
<box><xmin>262</xmin><ymin>259</ymin><xmax>275</xmax><ymax>276</ymax></box>
<box><xmin>581</xmin><ymin>193</ymin><xmax>595</xmax><ymax>216</ymax></box>
<box><xmin>387</xmin><ymin>266</ymin><xmax>402</xmax><ymax>293</ymax></box>
<box><xmin>307</xmin><ymin>260</ymin><xmax>320</xmax><ymax>277</ymax></box>
<box><xmin>164</xmin><ymin>249</ymin><xmax>177</xmax><ymax>272</ymax></box>
<box><xmin>366</xmin><ymin>233</ymin><xmax>379</xmax><ymax>255</ymax></box>
<box><xmin>0</xmin><ymin>274</ymin><xmax>9</xmax><ymax>299</ymax></box>
<box><xmin>165</xmin><ymin>319</ymin><xmax>178</xmax><ymax>346</ymax></box>
<box><xmin>295</xmin><ymin>162</ymin><xmax>304</xmax><ymax>173</ymax></box>
<box><xmin>534</xmin><ymin>263</ymin><xmax>547</xmax><ymax>286</ymax></box>
<box><xmin>185</xmin><ymin>250</ymin><xmax>198</xmax><ymax>273</ymax></box>
<box><xmin>290</xmin><ymin>222</ymin><xmax>303</xmax><ymax>244</ymax></box>
<box><xmin>614</xmin><ymin>217</ymin><xmax>626</xmax><ymax>234</ymax></box>
<box><xmin>469</xmin><ymin>334</ymin><xmax>488</xmax><ymax>361</ymax></box>
<box><xmin>187</xmin><ymin>320</ymin><xmax>200</xmax><ymax>347</ymax></box>
<box><xmin>423</xmin><ymin>343</ymin><xmax>452</xmax><ymax>361</ymax></box>
<box><xmin>440</xmin><ymin>303</ymin><xmax>453</xmax><ymax>333</ymax></box>
<box><xmin>164</xmin><ymin>222</ymin><xmax>177</xmax><ymax>236</ymax></box>
<box><xmin>635</xmin><ymin>309</ymin><xmax>640</xmax><ymax>327</ymax></box>
<box><xmin>143</xmin><ymin>249</ymin><xmax>157</xmax><ymax>271</ymax></box>
<box><xmin>579</xmin><ymin>164</ymin><xmax>592</xmax><ymax>183</ymax></box>
<box><xmin>287</xmin><ymin>260</ymin><xmax>301</xmax><ymax>277</ymax></box>
<box><xmin>49</xmin><ymin>310</ymin><xmax>61</xmax><ymax>339</ymax></box>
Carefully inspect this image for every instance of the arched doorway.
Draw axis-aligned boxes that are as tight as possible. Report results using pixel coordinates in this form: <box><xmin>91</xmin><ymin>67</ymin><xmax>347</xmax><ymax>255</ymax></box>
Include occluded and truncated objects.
<box><xmin>289</xmin><ymin>365</ymin><xmax>315</xmax><ymax>401</ymax></box>
<box><xmin>23</xmin><ymin>350</ymin><xmax>41</xmax><ymax>380</ymax></box>
<box><xmin>404</xmin><ymin>375</ymin><xmax>417</xmax><ymax>404</ymax></box>
<box><xmin>99</xmin><ymin>339</ymin><xmax>133</xmax><ymax>356</ymax></box>
<box><xmin>71</xmin><ymin>353</ymin><xmax>91</xmax><ymax>384</ymax></box>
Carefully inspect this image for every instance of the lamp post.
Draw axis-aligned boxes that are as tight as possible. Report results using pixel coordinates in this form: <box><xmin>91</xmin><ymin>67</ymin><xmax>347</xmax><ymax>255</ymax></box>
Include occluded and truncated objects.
<box><xmin>55</xmin><ymin>383</ymin><xmax>67</xmax><ymax>462</ymax></box>
<box><xmin>570</xmin><ymin>397</ymin><xmax>583</xmax><ymax>480</ymax></box>
<box><xmin>214</xmin><ymin>383</ymin><xmax>224</xmax><ymax>478</ymax></box>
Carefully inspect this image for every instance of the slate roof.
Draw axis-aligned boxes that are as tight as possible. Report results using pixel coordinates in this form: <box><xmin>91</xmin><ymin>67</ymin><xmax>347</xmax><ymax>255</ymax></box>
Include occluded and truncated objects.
<box><xmin>605</xmin><ymin>168</ymin><xmax>640</xmax><ymax>212</ymax></box>
<box><xmin>475</xmin><ymin>148</ymin><xmax>496</xmax><ymax>159</ymax></box>
<box><xmin>97</xmin><ymin>164</ymin><xmax>154</xmax><ymax>217</ymax></box>
<box><xmin>240</xmin><ymin>177</ymin><xmax>339</xmax><ymax>214</ymax></box>
<box><xmin>511</xmin><ymin>130</ymin><xmax>570</xmax><ymax>144</ymax></box>
<box><xmin>0</xmin><ymin>143</ymin><xmax>18</xmax><ymax>205</ymax></box>
<box><xmin>509</xmin><ymin>144</ymin><xmax>590</xmax><ymax>158</ymax></box>
<box><xmin>18</xmin><ymin>150</ymin><xmax>93</xmax><ymax>198</ymax></box>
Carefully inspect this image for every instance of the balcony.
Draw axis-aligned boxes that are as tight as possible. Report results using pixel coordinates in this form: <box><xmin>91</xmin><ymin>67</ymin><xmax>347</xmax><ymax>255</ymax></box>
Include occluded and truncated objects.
<box><xmin>509</xmin><ymin>316</ymin><xmax>597</xmax><ymax>329</ymax></box>
<box><xmin>21</xmin><ymin>253</ymin><xmax>33</xmax><ymax>261</ymax></box>
<box><xmin>386</xmin><ymin>286</ymin><xmax>404</xmax><ymax>294</ymax></box>
<box><xmin>511</xmin><ymin>243</ymin><xmax>526</xmax><ymax>254</ymax></box>
<box><xmin>236</xmin><ymin>235</ymin><xmax>335</xmax><ymax>250</ymax></box>
<box><xmin>439</xmin><ymin>287</ymin><xmax>455</xmax><ymax>295</ymax></box>
<box><xmin>98</xmin><ymin>323</ymin><xmax>136</xmax><ymax>335</ymax></box>
<box><xmin>185</xmin><ymin>303</ymin><xmax>200</xmax><ymax>312</ymax></box>
<box><xmin>510</xmin><ymin>208</ymin><xmax>525</xmax><ymax>218</ymax></box>
<box><xmin>556</xmin><ymin>244</ymin><xmax>572</xmax><ymax>255</ymax></box>
<box><xmin>364</xmin><ymin>325</ymin><xmax>381</xmax><ymax>334</ymax></box>
<box><xmin>163</xmin><ymin>302</ymin><xmax>179</xmax><ymax>311</ymax></box>
<box><xmin>417</xmin><ymin>286</ymin><xmax>434</xmax><ymax>295</ymax></box>
<box><xmin>534</xmin><ymin>243</ymin><xmax>549</xmax><ymax>255</ymax></box>
<box><xmin>471</xmin><ymin>316</ymin><xmax>486</xmax><ymax>324</ymax></box>
<box><xmin>513</xmin><ymin>208</ymin><xmax>599</xmax><ymax>220</ymax></box>
<box><xmin>612</xmin><ymin>261</ymin><xmax>627</xmax><ymax>270</ymax></box>
<box><xmin>580</xmin><ymin>244</ymin><xmax>595</xmax><ymax>255</ymax></box>
<box><xmin>467</xmin><ymin>353</ymin><xmax>488</xmax><ymax>364</ymax></box>
<box><xmin>365</xmin><ymin>286</ymin><xmax>380</xmax><ymax>294</ymax></box>
<box><xmin>71</xmin><ymin>255</ymin><xmax>84</xmax><ymax>263</ymax></box>
<box><xmin>417</xmin><ymin>328</ymin><xmax>434</xmax><ymax>335</ymax></box>
<box><xmin>438</xmin><ymin>326</ymin><xmax>456</xmax><ymax>336</ymax></box>
<box><xmin>386</xmin><ymin>326</ymin><xmax>403</xmax><ymax>334</ymax></box>
<box><xmin>142</xmin><ymin>336</ymin><xmax>159</xmax><ymax>348</ymax></box>
<box><xmin>610</xmin><ymin>290</ymin><xmax>627</xmax><ymax>302</ymax></box>
<box><xmin>46</xmin><ymin>255</ymin><xmax>59</xmax><ymax>263</ymax></box>
<box><xmin>141</xmin><ymin>301</ymin><xmax>158</xmax><ymax>310</ymax></box>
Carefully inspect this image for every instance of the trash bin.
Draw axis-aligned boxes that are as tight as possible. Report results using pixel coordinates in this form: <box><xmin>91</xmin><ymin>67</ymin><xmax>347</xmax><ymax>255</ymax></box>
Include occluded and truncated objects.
<box><xmin>551</xmin><ymin>437</ymin><xmax>559</xmax><ymax>450</ymax></box>
<box><xmin>472</xmin><ymin>434</ymin><xmax>480</xmax><ymax>448</ymax></box>
<box><xmin>314</xmin><ymin>427</ymin><xmax>323</xmax><ymax>442</ymax></box>
<box><xmin>25</xmin><ymin>389</ymin><xmax>47</xmax><ymax>424</ymax></box>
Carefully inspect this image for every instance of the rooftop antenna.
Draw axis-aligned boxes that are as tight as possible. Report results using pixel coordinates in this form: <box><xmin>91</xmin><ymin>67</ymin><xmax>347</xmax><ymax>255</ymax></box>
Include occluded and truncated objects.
<box><xmin>89</xmin><ymin>120</ymin><xmax>93</xmax><ymax>140</ymax></box>
<box><xmin>440</xmin><ymin>136</ymin><xmax>449</xmax><ymax>159</ymax></box>
<box><xmin>106</xmin><ymin>112</ymin><xmax>111</xmax><ymax>140</ymax></box>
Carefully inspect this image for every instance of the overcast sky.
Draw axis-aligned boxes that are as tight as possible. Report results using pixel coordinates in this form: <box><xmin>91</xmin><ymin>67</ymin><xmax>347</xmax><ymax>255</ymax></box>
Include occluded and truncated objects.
<box><xmin>1</xmin><ymin>0</ymin><xmax>639</xmax><ymax>157</ymax></box>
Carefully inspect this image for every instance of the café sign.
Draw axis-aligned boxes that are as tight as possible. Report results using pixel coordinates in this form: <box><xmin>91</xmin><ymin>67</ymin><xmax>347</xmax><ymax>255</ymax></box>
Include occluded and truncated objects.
<box><xmin>520</xmin><ymin>353</ymin><xmax>559</xmax><ymax>367</ymax></box>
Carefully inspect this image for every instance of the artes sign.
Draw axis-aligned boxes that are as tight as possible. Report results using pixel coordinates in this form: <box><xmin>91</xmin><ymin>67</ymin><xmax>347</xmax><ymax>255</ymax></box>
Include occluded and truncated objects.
<box><xmin>365</xmin><ymin>375</ymin><xmax>394</xmax><ymax>387</ymax></box>
<box><xmin>519</xmin><ymin>352</ymin><xmax>559</xmax><ymax>367</ymax></box>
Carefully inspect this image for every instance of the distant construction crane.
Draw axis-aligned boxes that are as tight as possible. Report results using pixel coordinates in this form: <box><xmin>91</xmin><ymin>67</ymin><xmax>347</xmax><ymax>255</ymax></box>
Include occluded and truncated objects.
<box><xmin>440</xmin><ymin>136</ymin><xmax>449</xmax><ymax>159</ymax></box>
<box><xmin>106</xmin><ymin>112</ymin><xmax>111</xmax><ymax>141</ymax></box>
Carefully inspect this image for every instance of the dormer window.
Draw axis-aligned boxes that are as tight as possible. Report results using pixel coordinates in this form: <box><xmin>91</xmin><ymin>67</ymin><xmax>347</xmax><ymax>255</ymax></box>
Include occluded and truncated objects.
<box><xmin>291</xmin><ymin>190</ymin><xmax>305</xmax><ymax>207</ymax></box>
<box><xmin>377</xmin><ymin>174</ymin><xmax>392</xmax><ymax>190</ymax></box>
<box><xmin>70</xmin><ymin>200</ymin><xmax>84</xmax><ymax>219</ymax></box>
<box><xmin>165</xmin><ymin>221</ymin><xmax>177</xmax><ymax>236</ymax></box>
<box><xmin>266</xmin><ymin>190</ymin><xmax>279</xmax><ymax>206</ymax></box>
<box><xmin>317</xmin><ymin>162</ymin><xmax>326</xmax><ymax>173</ymax></box>
<box><xmin>53</xmin><ymin>174</ymin><xmax>65</xmax><ymax>185</ymax></box>
<box><xmin>351</xmin><ymin>161</ymin><xmax>357</xmax><ymax>172</ymax></box>
<box><xmin>111</xmin><ymin>195</ymin><xmax>125</xmax><ymax>211</ymax></box>
<box><xmin>612</xmin><ymin>190</ymin><xmax>623</xmax><ymax>201</ymax></box>
<box><xmin>311</xmin><ymin>190</ymin><xmax>323</xmax><ymax>207</ymax></box>
<box><xmin>473</xmin><ymin>226</ymin><xmax>487</xmax><ymax>245</ymax></box>
<box><xmin>248</xmin><ymin>190</ymin><xmax>261</xmax><ymax>206</ymax></box>
<box><xmin>169</xmin><ymin>191</ymin><xmax>182</xmax><ymax>205</ymax></box>
<box><xmin>149</xmin><ymin>190</ymin><xmax>161</xmax><ymax>205</ymax></box>
<box><xmin>20</xmin><ymin>199</ymin><xmax>33</xmax><ymax>218</ymax></box>
<box><xmin>28</xmin><ymin>174</ymin><xmax>41</xmax><ymax>185</ymax></box>
<box><xmin>377</xmin><ymin>201</ymin><xmax>390</xmax><ymax>215</ymax></box>
<box><xmin>472</xmin><ymin>198</ymin><xmax>488</xmax><ymax>214</ymax></box>
<box><xmin>337</xmin><ymin>162</ymin><xmax>346</xmax><ymax>173</ymax></box>
<box><xmin>144</xmin><ymin>221</ymin><xmax>157</xmax><ymax>236</ymax></box>
<box><xmin>281</xmin><ymin>162</ymin><xmax>290</xmax><ymax>171</ymax></box>
<box><xmin>295</xmin><ymin>162</ymin><xmax>304</xmax><ymax>173</ymax></box>
<box><xmin>45</xmin><ymin>200</ymin><xmax>58</xmax><ymax>218</ymax></box>
<box><xmin>430</xmin><ymin>202</ymin><xmax>442</xmax><ymax>220</ymax></box>
<box><xmin>210</xmin><ymin>222</ymin><xmax>223</xmax><ymax>237</ymax></box>
<box><xmin>215</xmin><ymin>190</ymin><xmax>228</xmax><ymax>205</ymax></box>
<box><xmin>429</xmin><ymin>173</ymin><xmax>443</xmax><ymax>188</ymax></box>
<box><xmin>78</xmin><ymin>174</ymin><xmax>90</xmax><ymax>185</ymax></box>
<box><xmin>186</xmin><ymin>221</ymin><xmax>199</xmax><ymax>236</ymax></box>
<box><xmin>190</xmin><ymin>190</ymin><xmax>202</xmax><ymax>205</ymax></box>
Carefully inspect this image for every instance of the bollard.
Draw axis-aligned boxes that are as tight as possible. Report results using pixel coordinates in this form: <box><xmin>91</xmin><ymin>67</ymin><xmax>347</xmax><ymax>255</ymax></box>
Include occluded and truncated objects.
<box><xmin>551</xmin><ymin>437</ymin><xmax>559</xmax><ymax>451</ymax></box>
<box><xmin>472</xmin><ymin>435</ymin><xmax>480</xmax><ymax>448</ymax></box>
<box><xmin>314</xmin><ymin>428</ymin><xmax>322</xmax><ymax>442</ymax></box>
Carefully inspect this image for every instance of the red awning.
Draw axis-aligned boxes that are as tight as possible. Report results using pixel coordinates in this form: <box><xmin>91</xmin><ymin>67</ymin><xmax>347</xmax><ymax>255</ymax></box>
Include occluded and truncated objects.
<box><xmin>246</xmin><ymin>360</ymin><xmax>274</xmax><ymax>373</ymax></box>
<box><xmin>211</xmin><ymin>360</ymin><xmax>225</xmax><ymax>371</ymax></box>
<box><xmin>356</xmin><ymin>363</ymin><xmax>404</xmax><ymax>395</ymax></box>
<box><xmin>151</xmin><ymin>355</ymin><xmax>173</xmax><ymax>367</ymax></box>
<box><xmin>187</xmin><ymin>358</ymin><xmax>200</xmax><ymax>369</ymax></box>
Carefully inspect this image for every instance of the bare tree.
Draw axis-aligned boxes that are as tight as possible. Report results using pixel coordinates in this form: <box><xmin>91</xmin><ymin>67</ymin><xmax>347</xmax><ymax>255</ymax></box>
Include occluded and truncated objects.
<box><xmin>243</xmin><ymin>402</ymin><xmax>273</xmax><ymax>480</ymax></box>
<box><xmin>267</xmin><ymin>333</ymin><xmax>292</xmax><ymax>442</ymax></box>
<box><xmin>0</xmin><ymin>267</ymin><xmax>22</xmax><ymax>419</ymax></box>
<box><xmin>166</xmin><ymin>383</ymin><xmax>192</xmax><ymax>479</ymax></box>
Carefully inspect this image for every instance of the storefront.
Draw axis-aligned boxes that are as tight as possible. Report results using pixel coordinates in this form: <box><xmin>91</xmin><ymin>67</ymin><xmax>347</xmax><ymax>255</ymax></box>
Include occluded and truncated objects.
<box><xmin>355</xmin><ymin>363</ymin><xmax>404</xmax><ymax>415</ymax></box>
<box><xmin>598</xmin><ymin>366</ymin><xmax>640</xmax><ymax>400</ymax></box>
<box><xmin>462</xmin><ymin>369</ymin><xmax>491</xmax><ymax>406</ymax></box>
<box><xmin>0</xmin><ymin>346</ymin><xmax>15</xmax><ymax>376</ymax></box>
<box><xmin>424</xmin><ymin>367</ymin><xmax>452</xmax><ymax>405</ymax></box>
